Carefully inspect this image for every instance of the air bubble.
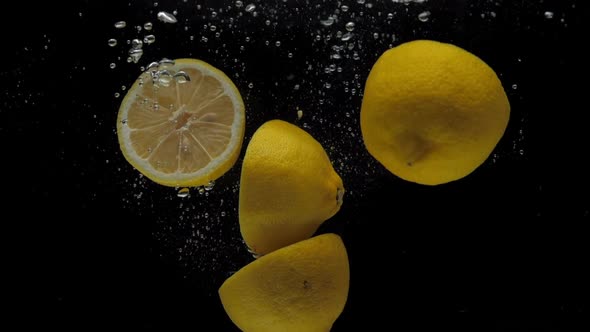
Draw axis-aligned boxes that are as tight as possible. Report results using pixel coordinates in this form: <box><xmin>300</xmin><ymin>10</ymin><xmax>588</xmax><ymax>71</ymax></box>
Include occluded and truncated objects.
<box><xmin>418</xmin><ymin>11</ymin><xmax>431</xmax><ymax>22</ymax></box>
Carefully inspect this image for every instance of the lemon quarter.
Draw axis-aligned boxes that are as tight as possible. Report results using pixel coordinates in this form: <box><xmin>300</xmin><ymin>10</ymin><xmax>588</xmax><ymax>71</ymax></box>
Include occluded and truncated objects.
<box><xmin>117</xmin><ymin>58</ymin><xmax>245</xmax><ymax>187</ymax></box>
<box><xmin>239</xmin><ymin>120</ymin><xmax>345</xmax><ymax>256</ymax></box>
<box><xmin>219</xmin><ymin>233</ymin><xmax>350</xmax><ymax>332</ymax></box>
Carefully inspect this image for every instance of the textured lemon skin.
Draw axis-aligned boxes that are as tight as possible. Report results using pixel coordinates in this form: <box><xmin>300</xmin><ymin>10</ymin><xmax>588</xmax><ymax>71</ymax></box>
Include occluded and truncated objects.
<box><xmin>219</xmin><ymin>234</ymin><xmax>350</xmax><ymax>332</ymax></box>
<box><xmin>361</xmin><ymin>40</ymin><xmax>510</xmax><ymax>185</ymax></box>
<box><xmin>239</xmin><ymin>120</ymin><xmax>344</xmax><ymax>255</ymax></box>
<box><xmin>117</xmin><ymin>58</ymin><xmax>245</xmax><ymax>187</ymax></box>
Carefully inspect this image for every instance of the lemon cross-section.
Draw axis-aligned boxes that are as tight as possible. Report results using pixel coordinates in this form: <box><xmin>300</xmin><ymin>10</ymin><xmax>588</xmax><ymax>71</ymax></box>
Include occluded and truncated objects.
<box><xmin>117</xmin><ymin>59</ymin><xmax>245</xmax><ymax>187</ymax></box>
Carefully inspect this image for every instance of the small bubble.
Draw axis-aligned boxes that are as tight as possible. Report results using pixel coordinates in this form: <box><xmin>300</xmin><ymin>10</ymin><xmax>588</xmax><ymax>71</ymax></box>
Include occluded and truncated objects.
<box><xmin>245</xmin><ymin>4</ymin><xmax>256</xmax><ymax>12</ymax></box>
<box><xmin>158</xmin><ymin>70</ymin><xmax>173</xmax><ymax>86</ymax></box>
<box><xmin>341</xmin><ymin>5</ymin><xmax>349</xmax><ymax>12</ymax></box>
<box><xmin>320</xmin><ymin>17</ymin><xmax>335</xmax><ymax>26</ymax></box>
<box><xmin>373</xmin><ymin>32</ymin><xmax>379</xmax><ymax>39</ymax></box>
<box><xmin>210</xmin><ymin>25</ymin><xmax>217</xmax><ymax>31</ymax></box>
<box><xmin>357</xmin><ymin>0</ymin><xmax>365</xmax><ymax>3</ymax></box>
<box><xmin>174</xmin><ymin>71</ymin><xmax>191</xmax><ymax>84</ymax></box>
<box><xmin>204</xmin><ymin>181</ymin><xmax>215</xmax><ymax>191</ymax></box>
<box><xmin>544</xmin><ymin>11</ymin><xmax>554</xmax><ymax>19</ymax></box>
<box><xmin>128</xmin><ymin>49</ymin><xmax>143</xmax><ymax>63</ymax></box>
<box><xmin>115</xmin><ymin>92</ymin><xmax>121</xmax><ymax>98</ymax></box>
<box><xmin>108</xmin><ymin>38</ymin><xmax>117</xmax><ymax>47</ymax></box>
<box><xmin>248</xmin><ymin>82</ymin><xmax>254</xmax><ymax>88</ymax></box>
<box><xmin>235</xmin><ymin>0</ymin><xmax>243</xmax><ymax>8</ymax></box>
<box><xmin>144</xmin><ymin>22</ymin><xmax>153</xmax><ymax>30</ymax></box>
<box><xmin>198</xmin><ymin>187</ymin><xmax>205</xmax><ymax>194</ymax></box>
<box><xmin>418</xmin><ymin>11</ymin><xmax>431</xmax><ymax>22</ymax></box>
<box><xmin>341</xmin><ymin>32</ymin><xmax>353</xmax><ymax>41</ymax></box>
<box><xmin>275</xmin><ymin>40</ymin><xmax>281</xmax><ymax>47</ymax></box>
<box><xmin>110</xmin><ymin>63</ymin><xmax>116</xmax><ymax>69</ymax></box>
<box><xmin>131</xmin><ymin>39</ymin><xmax>143</xmax><ymax>49</ymax></box>
<box><xmin>512</xmin><ymin>84</ymin><xmax>518</xmax><ymax>90</ymax></box>
<box><xmin>345</xmin><ymin>22</ymin><xmax>355</xmax><ymax>31</ymax></box>
<box><xmin>114</xmin><ymin>21</ymin><xmax>126</xmax><ymax>29</ymax></box>
<box><xmin>177</xmin><ymin>188</ymin><xmax>190</xmax><ymax>198</ymax></box>
<box><xmin>143</xmin><ymin>35</ymin><xmax>156</xmax><ymax>44</ymax></box>
<box><xmin>387</xmin><ymin>13</ymin><xmax>394</xmax><ymax>19</ymax></box>
<box><xmin>297</xmin><ymin>110</ymin><xmax>303</xmax><ymax>119</ymax></box>
<box><xmin>157</xmin><ymin>11</ymin><xmax>177</xmax><ymax>23</ymax></box>
<box><xmin>121</xmin><ymin>85</ymin><xmax>126</xmax><ymax>91</ymax></box>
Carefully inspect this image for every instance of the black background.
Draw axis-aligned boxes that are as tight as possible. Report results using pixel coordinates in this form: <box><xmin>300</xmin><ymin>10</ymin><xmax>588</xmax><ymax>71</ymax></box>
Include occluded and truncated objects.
<box><xmin>3</xmin><ymin>0</ymin><xmax>589</xmax><ymax>330</ymax></box>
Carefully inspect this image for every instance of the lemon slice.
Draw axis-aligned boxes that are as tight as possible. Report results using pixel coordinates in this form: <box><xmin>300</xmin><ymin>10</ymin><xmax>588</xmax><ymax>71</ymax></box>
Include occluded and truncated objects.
<box><xmin>117</xmin><ymin>58</ymin><xmax>245</xmax><ymax>187</ymax></box>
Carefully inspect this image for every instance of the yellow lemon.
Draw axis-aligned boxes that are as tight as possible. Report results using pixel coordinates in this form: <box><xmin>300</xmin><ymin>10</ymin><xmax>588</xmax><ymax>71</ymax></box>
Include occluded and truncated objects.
<box><xmin>361</xmin><ymin>40</ymin><xmax>510</xmax><ymax>185</ymax></box>
<box><xmin>219</xmin><ymin>233</ymin><xmax>350</xmax><ymax>332</ymax></box>
<box><xmin>117</xmin><ymin>58</ymin><xmax>245</xmax><ymax>187</ymax></box>
<box><xmin>239</xmin><ymin>120</ymin><xmax>345</xmax><ymax>256</ymax></box>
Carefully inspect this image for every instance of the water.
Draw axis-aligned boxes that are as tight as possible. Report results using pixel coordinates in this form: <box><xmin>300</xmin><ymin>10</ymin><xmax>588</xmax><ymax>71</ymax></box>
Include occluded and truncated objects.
<box><xmin>88</xmin><ymin>0</ymin><xmax>577</xmax><ymax>326</ymax></box>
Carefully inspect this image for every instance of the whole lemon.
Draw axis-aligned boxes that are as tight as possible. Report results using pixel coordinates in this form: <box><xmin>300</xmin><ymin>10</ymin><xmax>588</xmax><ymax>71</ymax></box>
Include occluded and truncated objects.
<box><xmin>239</xmin><ymin>120</ymin><xmax>345</xmax><ymax>256</ymax></box>
<box><xmin>219</xmin><ymin>234</ymin><xmax>350</xmax><ymax>332</ymax></box>
<box><xmin>361</xmin><ymin>40</ymin><xmax>510</xmax><ymax>185</ymax></box>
